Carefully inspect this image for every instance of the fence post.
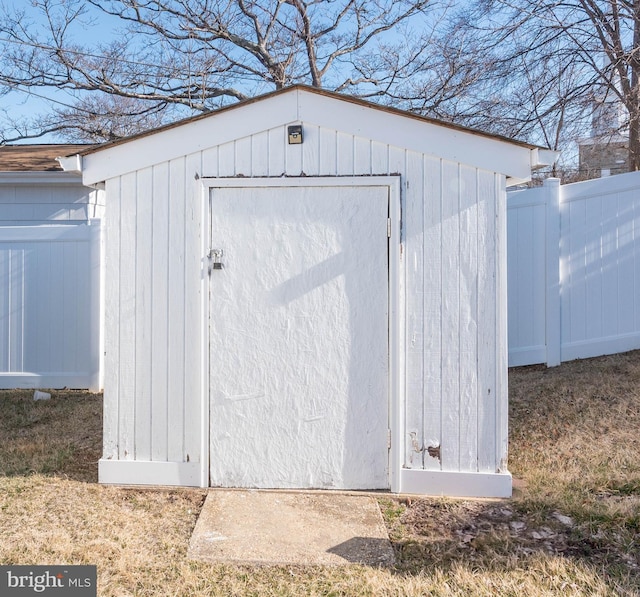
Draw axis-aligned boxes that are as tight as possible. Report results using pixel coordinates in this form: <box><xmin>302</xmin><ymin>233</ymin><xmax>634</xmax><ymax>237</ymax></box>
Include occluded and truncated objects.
<box><xmin>544</xmin><ymin>178</ymin><xmax>562</xmax><ymax>366</ymax></box>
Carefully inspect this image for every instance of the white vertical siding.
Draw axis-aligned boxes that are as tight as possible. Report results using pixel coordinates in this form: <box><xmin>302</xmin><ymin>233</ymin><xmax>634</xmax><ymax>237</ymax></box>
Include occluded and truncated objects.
<box><xmin>103</xmin><ymin>177</ymin><xmax>121</xmax><ymax>459</ymax></box>
<box><xmin>477</xmin><ymin>171</ymin><xmax>499</xmax><ymax>472</ymax></box>
<box><xmin>423</xmin><ymin>156</ymin><xmax>443</xmax><ymax>472</ymax></box>
<box><xmin>458</xmin><ymin>165</ymin><xmax>479</xmax><ymax>472</ymax></box>
<box><xmin>166</xmin><ymin>156</ymin><xmax>187</xmax><ymax>463</ymax></box>
<box><xmin>118</xmin><ymin>172</ymin><xmax>137</xmax><ymax>460</ymax></box>
<box><xmin>151</xmin><ymin>162</ymin><xmax>170</xmax><ymax>462</ymax></box>
<box><xmin>102</xmin><ymin>123</ymin><xmax>507</xmax><ymax>482</ymax></box>
<box><xmin>268</xmin><ymin>129</ymin><xmax>285</xmax><ymax>175</ymax></box>
<box><xmin>496</xmin><ymin>176</ymin><xmax>509</xmax><ymax>471</ymax></box>
<box><xmin>439</xmin><ymin>160</ymin><xmax>461</xmax><ymax>472</ymax></box>
<box><xmin>184</xmin><ymin>151</ymin><xmax>204</xmax><ymax>464</ymax></box>
<box><xmin>404</xmin><ymin>150</ymin><xmax>425</xmax><ymax>470</ymax></box>
<box><xmin>251</xmin><ymin>131</ymin><xmax>270</xmax><ymax>176</ymax></box>
<box><xmin>134</xmin><ymin>167</ymin><xmax>153</xmax><ymax>461</ymax></box>
<box><xmin>103</xmin><ymin>156</ymin><xmax>204</xmax><ymax>467</ymax></box>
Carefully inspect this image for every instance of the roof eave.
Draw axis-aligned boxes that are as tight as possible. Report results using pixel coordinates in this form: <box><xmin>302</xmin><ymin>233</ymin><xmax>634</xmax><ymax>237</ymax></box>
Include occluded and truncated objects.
<box><xmin>0</xmin><ymin>170</ymin><xmax>83</xmax><ymax>185</ymax></box>
<box><xmin>531</xmin><ymin>148</ymin><xmax>560</xmax><ymax>170</ymax></box>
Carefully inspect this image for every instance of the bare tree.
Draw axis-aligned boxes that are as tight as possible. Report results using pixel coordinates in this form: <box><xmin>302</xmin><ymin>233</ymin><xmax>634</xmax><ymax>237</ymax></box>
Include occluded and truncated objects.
<box><xmin>0</xmin><ymin>0</ymin><xmax>450</xmax><ymax>142</ymax></box>
<box><xmin>449</xmin><ymin>0</ymin><xmax>640</xmax><ymax>173</ymax></box>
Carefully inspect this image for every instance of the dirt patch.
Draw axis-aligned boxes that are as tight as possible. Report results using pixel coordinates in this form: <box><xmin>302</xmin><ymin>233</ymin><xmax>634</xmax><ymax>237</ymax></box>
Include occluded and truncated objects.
<box><xmin>385</xmin><ymin>497</ymin><xmax>639</xmax><ymax>573</ymax></box>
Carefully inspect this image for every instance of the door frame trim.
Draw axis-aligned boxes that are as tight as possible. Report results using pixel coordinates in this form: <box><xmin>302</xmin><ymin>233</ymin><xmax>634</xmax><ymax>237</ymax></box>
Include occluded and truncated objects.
<box><xmin>200</xmin><ymin>176</ymin><xmax>403</xmax><ymax>491</ymax></box>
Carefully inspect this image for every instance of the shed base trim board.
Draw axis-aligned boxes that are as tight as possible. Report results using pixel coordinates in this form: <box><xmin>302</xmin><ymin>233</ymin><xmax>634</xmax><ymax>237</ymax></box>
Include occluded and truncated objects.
<box><xmin>561</xmin><ymin>333</ymin><xmax>640</xmax><ymax>363</ymax></box>
<box><xmin>399</xmin><ymin>469</ymin><xmax>512</xmax><ymax>498</ymax></box>
<box><xmin>0</xmin><ymin>373</ymin><xmax>100</xmax><ymax>392</ymax></box>
<box><xmin>98</xmin><ymin>460</ymin><xmax>201</xmax><ymax>487</ymax></box>
<box><xmin>508</xmin><ymin>346</ymin><xmax>546</xmax><ymax>368</ymax></box>
<box><xmin>510</xmin><ymin>334</ymin><xmax>640</xmax><ymax>368</ymax></box>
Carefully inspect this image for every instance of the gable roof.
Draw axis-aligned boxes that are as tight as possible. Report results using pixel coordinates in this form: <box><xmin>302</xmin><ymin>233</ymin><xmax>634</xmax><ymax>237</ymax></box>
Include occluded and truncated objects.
<box><xmin>0</xmin><ymin>144</ymin><xmax>95</xmax><ymax>172</ymax></box>
<box><xmin>60</xmin><ymin>86</ymin><xmax>555</xmax><ymax>186</ymax></box>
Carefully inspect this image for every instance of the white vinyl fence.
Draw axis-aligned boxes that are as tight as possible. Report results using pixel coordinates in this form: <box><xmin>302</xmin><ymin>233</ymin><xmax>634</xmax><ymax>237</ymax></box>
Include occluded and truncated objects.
<box><xmin>508</xmin><ymin>172</ymin><xmax>640</xmax><ymax>366</ymax></box>
<box><xmin>0</xmin><ymin>222</ymin><xmax>101</xmax><ymax>389</ymax></box>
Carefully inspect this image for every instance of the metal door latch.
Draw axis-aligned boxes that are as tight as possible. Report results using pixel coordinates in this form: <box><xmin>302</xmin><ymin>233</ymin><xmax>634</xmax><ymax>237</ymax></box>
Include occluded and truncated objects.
<box><xmin>208</xmin><ymin>248</ymin><xmax>224</xmax><ymax>273</ymax></box>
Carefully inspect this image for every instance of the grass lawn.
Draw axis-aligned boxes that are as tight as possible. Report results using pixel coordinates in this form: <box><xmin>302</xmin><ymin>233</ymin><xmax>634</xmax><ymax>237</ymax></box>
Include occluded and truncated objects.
<box><xmin>1</xmin><ymin>351</ymin><xmax>639</xmax><ymax>596</ymax></box>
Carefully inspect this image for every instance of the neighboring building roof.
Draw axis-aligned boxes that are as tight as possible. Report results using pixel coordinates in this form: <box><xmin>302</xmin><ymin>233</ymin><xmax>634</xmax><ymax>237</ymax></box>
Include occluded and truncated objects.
<box><xmin>0</xmin><ymin>144</ymin><xmax>96</xmax><ymax>172</ymax></box>
<box><xmin>578</xmin><ymin>132</ymin><xmax>628</xmax><ymax>146</ymax></box>
<box><xmin>60</xmin><ymin>86</ymin><xmax>556</xmax><ymax>186</ymax></box>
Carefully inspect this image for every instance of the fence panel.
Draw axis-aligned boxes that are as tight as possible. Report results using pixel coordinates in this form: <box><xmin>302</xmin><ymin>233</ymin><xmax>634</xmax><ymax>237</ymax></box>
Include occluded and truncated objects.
<box><xmin>0</xmin><ymin>222</ymin><xmax>101</xmax><ymax>389</ymax></box>
<box><xmin>507</xmin><ymin>185</ymin><xmax>548</xmax><ymax>366</ymax></box>
<box><xmin>508</xmin><ymin>172</ymin><xmax>640</xmax><ymax>366</ymax></box>
<box><xmin>560</xmin><ymin>174</ymin><xmax>640</xmax><ymax>361</ymax></box>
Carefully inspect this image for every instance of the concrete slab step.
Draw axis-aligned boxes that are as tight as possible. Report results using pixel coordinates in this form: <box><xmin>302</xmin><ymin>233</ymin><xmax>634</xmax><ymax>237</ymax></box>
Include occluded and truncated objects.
<box><xmin>188</xmin><ymin>490</ymin><xmax>395</xmax><ymax>567</ymax></box>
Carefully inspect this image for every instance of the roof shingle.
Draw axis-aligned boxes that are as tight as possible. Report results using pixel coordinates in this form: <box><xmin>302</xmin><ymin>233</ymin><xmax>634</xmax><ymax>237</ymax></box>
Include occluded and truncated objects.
<box><xmin>0</xmin><ymin>144</ymin><xmax>96</xmax><ymax>172</ymax></box>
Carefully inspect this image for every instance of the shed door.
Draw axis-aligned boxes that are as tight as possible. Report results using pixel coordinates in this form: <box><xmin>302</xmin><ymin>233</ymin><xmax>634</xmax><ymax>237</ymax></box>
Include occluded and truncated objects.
<box><xmin>208</xmin><ymin>184</ymin><xmax>389</xmax><ymax>489</ymax></box>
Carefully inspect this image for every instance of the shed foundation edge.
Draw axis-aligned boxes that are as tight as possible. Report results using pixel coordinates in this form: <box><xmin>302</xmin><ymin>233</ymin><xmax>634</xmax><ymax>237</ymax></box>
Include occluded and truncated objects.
<box><xmin>98</xmin><ymin>459</ymin><xmax>201</xmax><ymax>487</ymax></box>
<box><xmin>399</xmin><ymin>469</ymin><xmax>512</xmax><ymax>498</ymax></box>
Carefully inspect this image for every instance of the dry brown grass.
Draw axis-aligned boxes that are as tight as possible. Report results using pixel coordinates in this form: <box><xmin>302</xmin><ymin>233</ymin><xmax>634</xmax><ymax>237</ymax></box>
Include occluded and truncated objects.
<box><xmin>509</xmin><ymin>355</ymin><xmax>640</xmax><ymax>507</ymax></box>
<box><xmin>382</xmin><ymin>352</ymin><xmax>640</xmax><ymax>596</ymax></box>
<box><xmin>0</xmin><ymin>390</ymin><xmax>102</xmax><ymax>481</ymax></box>
<box><xmin>1</xmin><ymin>353</ymin><xmax>639</xmax><ymax>596</ymax></box>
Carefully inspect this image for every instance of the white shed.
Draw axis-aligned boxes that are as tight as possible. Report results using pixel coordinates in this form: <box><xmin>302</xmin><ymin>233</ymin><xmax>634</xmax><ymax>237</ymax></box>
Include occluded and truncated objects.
<box><xmin>62</xmin><ymin>86</ymin><xmax>554</xmax><ymax>498</ymax></box>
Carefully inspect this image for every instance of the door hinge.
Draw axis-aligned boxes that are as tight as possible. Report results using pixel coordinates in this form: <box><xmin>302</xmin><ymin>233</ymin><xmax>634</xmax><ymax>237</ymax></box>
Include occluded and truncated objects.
<box><xmin>387</xmin><ymin>218</ymin><xmax>391</xmax><ymax>238</ymax></box>
<box><xmin>387</xmin><ymin>429</ymin><xmax>391</xmax><ymax>450</ymax></box>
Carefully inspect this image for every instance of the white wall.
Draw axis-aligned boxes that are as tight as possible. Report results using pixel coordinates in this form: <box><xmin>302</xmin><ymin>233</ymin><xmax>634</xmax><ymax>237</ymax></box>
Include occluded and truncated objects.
<box><xmin>0</xmin><ymin>174</ymin><xmax>103</xmax><ymax>225</ymax></box>
<box><xmin>508</xmin><ymin>172</ymin><xmax>640</xmax><ymax>366</ymax></box>
<box><xmin>98</xmin><ymin>114</ymin><xmax>510</xmax><ymax>496</ymax></box>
